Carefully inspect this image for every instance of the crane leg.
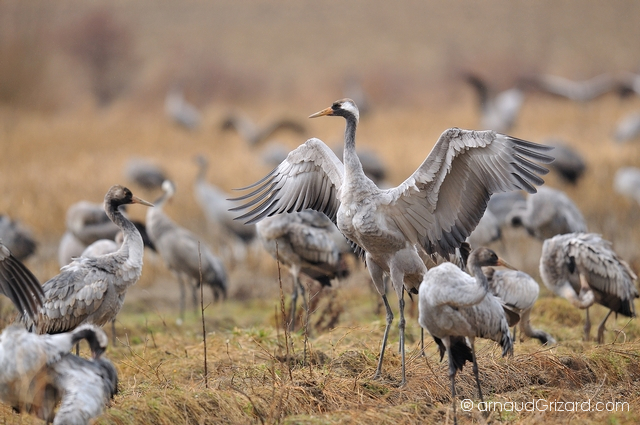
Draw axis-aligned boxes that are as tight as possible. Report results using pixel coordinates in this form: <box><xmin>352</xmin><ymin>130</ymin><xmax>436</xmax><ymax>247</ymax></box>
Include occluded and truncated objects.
<box><xmin>420</xmin><ymin>327</ymin><xmax>425</xmax><ymax>357</ymax></box>
<box><xmin>390</xmin><ymin>265</ymin><xmax>408</xmax><ymax>386</ymax></box>
<box><xmin>299</xmin><ymin>280</ymin><xmax>310</xmax><ymax>335</ymax></box>
<box><xmin>470</xmin><ymin>338</ymin><xmax>485</xmax><ymax>406</ymax></box>
<box><xmin>289</xmin><ymin>272</ymin><xmax>299</xmax><ymax>331</ymax></box>
<box><xmin>596</xmin><ymin>310</ymin><xmax>613</xmax><ymax>344</ymax></box>
<box><xmin>397</xmin><ymin>295</ymin><xmax>407</xmax><ymax>387</ymax></box>
<box><xmin>584</xmin><ymin>308</ymin><xmax>591</xmax><ymax>341</ymax></box>
<box><xmin>445</xmin><ymin>337</ymin><xmax>458</xmax><ymax>425</ymax></box>
<box><xmin>373</xmin><ymin>293</ymin><xmax>393</xmax><ymax>381</ymax></box>
<box><xmin>368</xmin><ymin>257</ymin><xmax>392</xmax><ymax>381</ymax></box>
<box><xmin>111</xmin><ymin>319</ymin><xmax>116</xmax><ymax>346</ymax></box>
<box><xmin>177</xmin><ymin>274</ymin><xmax>186</xmax><ymax>320</ymax></box>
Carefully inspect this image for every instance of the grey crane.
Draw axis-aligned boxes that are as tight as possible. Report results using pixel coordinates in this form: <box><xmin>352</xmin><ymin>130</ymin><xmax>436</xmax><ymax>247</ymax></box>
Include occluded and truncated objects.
<box><xmin>0</xmin><ymin>239</ymin><xmax>43</xmax><ymax>320</ymax></box>
<box><xmin>0</xmin><ymin>323</ymin><xmax>117</xmax><ymax>425</ymax></box>
<box><xmin>418</xmin><ymin>247</ymin><xmax>514</xmax><ymax>425</ymax></box>
<box><xmin>124</xmin><ymin>157</ymin><xmax>169</xmax><ymax>191</ymax></box>
<box><xmin>221</xmin><ymin>111</ymin><xmax>306</xmax><ymax>146</ymax></box>
<box><xmin>0</xmin><ymin>215</ymin><xmax>37</xmax><ymax>262</ymax></box>
<box><xmin>484</xmin><ymin>267</ymin><xmax>556</xmax><ymax>345</ymax></box>
<box><xmin>194</xmin><ymin>155</ymin><xmax>256</xmax><ymax>257</ymax></box>
<box><xmin>230</xmin><ymin>98</ymin><xmax>553</xmax><ymax>385</ymax></box>
<box><xmin>507</xmin><ymin>186</ymin><xmax>587</xmax><ymax>240</ymax></box>
<box><xmin>256</xmin><ymin>210</ymin><xmax>351</xmax><ymax>331</ymax></box>
<box><xmin>614</xmin><ymin>166</ymin><xmax>640</xmax><ymax>205</ymax></box>
<box><xmin>464</xmin><ymin>73</ymin><xmax>526</xmax><ymax>133</ymax></box>
<box><xmin>544</xmin><ymin>140</ymin><xmax>587</xmax><ymax>185</ymax></box>
<box><xmin>165</xmin><ymin>86</ymin><xmax>201</xmax><ymax>130</ymax></box>
<box><xmin>540</xmin><ymin>233</ymin><xmax>638</xmax><ymax>343</ymax></box>
<box><xmin>528</xmin><ymin>73</ymin><xmax>621</xmax><ymax>102</ymax></box>
<box><xmin>24</xmin><ymin>185</ymin><xmax>153</xmax><ymax>335</ymax></box>
<box><xmin>147</xmin><ymin>180</ymin><xmax>227</xmax><ymax>319</ymax></box>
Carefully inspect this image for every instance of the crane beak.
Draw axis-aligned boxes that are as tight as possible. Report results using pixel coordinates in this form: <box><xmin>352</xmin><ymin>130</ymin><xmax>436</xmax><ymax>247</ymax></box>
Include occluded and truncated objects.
<box><xmin>309</xmin><ymin>106</ymin><xmax>334</xmax><ymax>118</ymax></box>
<box><xmin>496</xmin><ymin>257</ymin><xmax>517</xmax><ymax>270</ymax></box>
<box><xmin>131</xmin><ymin>196</ymin><xmax>154</xmax><ymax>207</ymax></box>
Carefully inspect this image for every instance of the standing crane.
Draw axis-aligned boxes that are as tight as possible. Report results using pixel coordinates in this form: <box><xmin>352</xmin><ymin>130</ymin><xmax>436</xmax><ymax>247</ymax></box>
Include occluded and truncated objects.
<box><xmin>146</xmin><ymin>180</ymin><xmax>227</xmax><ymax>319</ymax></box>
<box><xmin>23</xmin><ymin>185</ymin><xmax>153</xmax><ymax>336</ymax></box>
<box><xmin>230</xmin><ymin>98</ymin><xmax>553</xmax><ymax>385</ymax></box>
<box><xmin>256</xmin><ymin>210</ymin><xmax>351</xmax><ymax>331</ymax></box>
<box><xmin>418</xmin><ymin>247</ymin><xmax>515</xmax><ymax>425</ymax></box>
<box><xmin>539</xmin><ymin>232</ymin><xmax>638</xmax><ymax>343</ymax></box>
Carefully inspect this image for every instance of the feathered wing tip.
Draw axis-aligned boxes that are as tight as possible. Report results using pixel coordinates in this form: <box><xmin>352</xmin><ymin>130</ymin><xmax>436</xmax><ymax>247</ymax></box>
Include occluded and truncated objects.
<box><xmin>0</xmin><ymin>248</ymin><xmax>44</xmax><ymax>320</ymax></box>
<box><xmin>434</xmin><ymin>336</ymin><xmax>473</xmax><ymax>372</ymax></box>
<box><xmin>500</xmin><ymin>325</ymin><xmax>514</xmax><ymax>357</ymax></box>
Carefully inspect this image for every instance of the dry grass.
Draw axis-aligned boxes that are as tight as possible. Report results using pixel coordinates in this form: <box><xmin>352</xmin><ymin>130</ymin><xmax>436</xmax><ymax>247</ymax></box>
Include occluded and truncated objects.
<box><xmin>2</xmin><ymin>1</ymin><xmax>640</xmax><ymax>423</ymax></box>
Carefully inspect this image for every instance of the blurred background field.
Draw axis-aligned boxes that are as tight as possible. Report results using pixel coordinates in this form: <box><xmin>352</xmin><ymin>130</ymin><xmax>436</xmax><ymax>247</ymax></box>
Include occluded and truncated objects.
<box><xmin>2</xmin><ymin>0</ymin><xmax>640</xmax><ymax>424</ymax></box>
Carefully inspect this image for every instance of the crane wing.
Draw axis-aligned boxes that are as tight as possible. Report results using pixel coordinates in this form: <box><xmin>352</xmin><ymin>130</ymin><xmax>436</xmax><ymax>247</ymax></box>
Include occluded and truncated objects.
<box><xmin>35</xmin><ymin>259</ymin><xmax>111</xmax><ymax>334</ymax></box>
<box><xmin>0</xmin><ymin>242</ymin><xmax>44</xmax><ymax>320</ymax></box>
<box><xmin>385</xmin><ymin>128</ymin><xmax>554</xmax><ymax>257</ymax></box>
<box><xmin>230</xmin><ymin>138</ymin><xmax>344</xmax><ymax>224</ymax></box>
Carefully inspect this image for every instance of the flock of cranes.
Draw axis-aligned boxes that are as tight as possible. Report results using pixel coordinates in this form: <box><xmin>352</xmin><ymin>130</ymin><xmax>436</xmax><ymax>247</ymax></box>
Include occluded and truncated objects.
<box><xmin>1</xmin><ymin>70</ymin><xmax>640</xmax><ymax>423</ymax></box>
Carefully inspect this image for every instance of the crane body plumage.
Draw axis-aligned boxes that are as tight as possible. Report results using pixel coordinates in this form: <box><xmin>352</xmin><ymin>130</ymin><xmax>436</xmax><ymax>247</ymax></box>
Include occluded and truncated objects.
<box><xmin>540</xmin><ymin>232</ymin><xmax>638</xmax><ymax>343</ymax></box>
<box><xmin>231</xmin><ymin>98</ymin><xmax>553</xmax><ymax>385</ymax></box>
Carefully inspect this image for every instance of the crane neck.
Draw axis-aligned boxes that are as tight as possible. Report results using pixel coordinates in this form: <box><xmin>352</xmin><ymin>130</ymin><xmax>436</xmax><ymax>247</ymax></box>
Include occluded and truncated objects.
<box><xmin>467</xmin><ymin>257</ymin><xmax>490</xmax><ymax>293</ymax></box>
<box><xmin>105</xmin><ymin>203</ymin><xmax>143</xmax><ymax>258</ymax></box>
<box><xmin>342</xmin><ymin>113</ymin><xmax>364</xmax><ymax>179</ymax></box>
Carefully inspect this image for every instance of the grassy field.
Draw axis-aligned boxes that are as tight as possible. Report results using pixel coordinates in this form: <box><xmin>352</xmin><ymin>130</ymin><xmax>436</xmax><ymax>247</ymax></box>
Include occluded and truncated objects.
<box><xmin>2</xmin><ymin>1</ymin><xmax>640</xmax><ymax>424</ymax></box>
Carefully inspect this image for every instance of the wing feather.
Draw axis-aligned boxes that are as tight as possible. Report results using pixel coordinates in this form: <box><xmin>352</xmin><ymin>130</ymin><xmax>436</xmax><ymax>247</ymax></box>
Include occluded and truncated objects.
<box><xmin>35</xmin><ymin>259</ymin><xmax>110</xmax><ymax>334</ymax></box>
<box><xmin>386</xmin><ymin>129</ymin><xmax>553</xmax><ymax>257</ymax></box>
<box><xmin>230</xmin><ymin>138</ymin><xmax>344</xmax><ymax>224</ymax></box>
